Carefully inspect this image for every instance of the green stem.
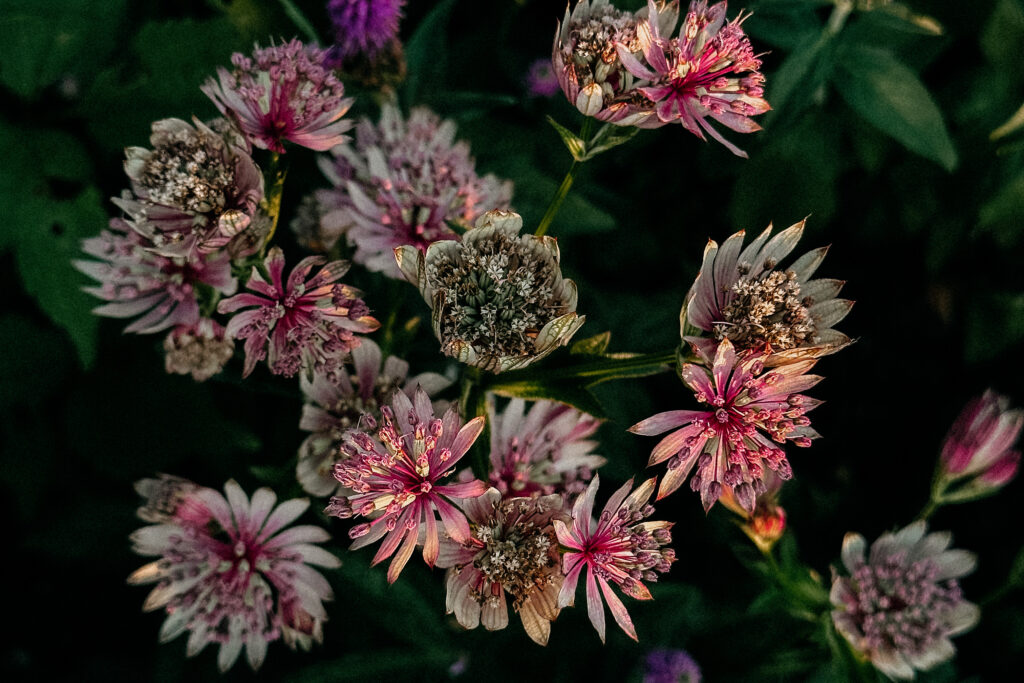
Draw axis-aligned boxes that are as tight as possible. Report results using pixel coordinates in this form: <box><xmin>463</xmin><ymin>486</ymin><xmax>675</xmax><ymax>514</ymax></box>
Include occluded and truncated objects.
<box><xmin>917</xmin><ymin>498</ymin><xmax>941</xmax><ymax>521</ymax></box>
<box><xmin>278</xmin><ymin>0</ymin><xmax>323</xmax><ymax>45</ymax></box>
<box><xmin>259</xmin><ymin>153</ymin><xmax>288</xmax><ymax>258</ymax></box>
<box><xmin>535</xmin><ymin>118</ymin><xmax>595</xmax><ymax>237</ymax></box>
<box><xmin>490</xmin><ymin>349</ymin><xmax>678</xmax><ymax>389</ymax></box>
<box><xmin>826</xmin><ymin>0</ymin><xmax>854</xmax><ymax>36</ymax></box>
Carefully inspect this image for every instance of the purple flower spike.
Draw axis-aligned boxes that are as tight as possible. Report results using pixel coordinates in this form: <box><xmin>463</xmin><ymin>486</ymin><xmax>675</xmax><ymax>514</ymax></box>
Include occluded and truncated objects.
<box><xmin>327</xmin><ymin>0</ymin><xmax>405</xmax><ymax>62</ymax></box>
<box><xmin>643</xmin><ymin>648</ymin><xmax>702</xmax><ymax>683</ymax></box>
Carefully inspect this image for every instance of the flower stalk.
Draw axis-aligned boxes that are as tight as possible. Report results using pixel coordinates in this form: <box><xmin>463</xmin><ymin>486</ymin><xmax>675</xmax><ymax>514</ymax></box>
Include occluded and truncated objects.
<box><xmin>535</xmin><ymin>118</ymin><xmax>593</xmax><ymax>237</ymax></box>
<box><xmin>260</xmin><ymin>153</ymin><xmax>288</xmax><ymax>257</ymax></box>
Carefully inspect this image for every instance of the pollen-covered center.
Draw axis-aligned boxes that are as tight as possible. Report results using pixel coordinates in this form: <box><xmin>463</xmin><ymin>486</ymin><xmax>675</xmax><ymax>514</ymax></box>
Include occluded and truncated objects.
<box><xmin>428</xmin><ymin>230</ymin><xmax>567</xmax><ymax>359</ymax></box>
<box><xmin>571</xmin><ymin>8</ymin><xmax>640</xmax><ymax>68</ymax></box>
<box><xmin>141</xmin><ymin>128</ymin><xmax>234</xmax><ymax>215</ymax></box>
<box><xmin>474</xmin><ymin>502</ymin><xmax>557</xmax><ymax>603</ymax></box>
<box><xmin>717</xmin><ymin>267</ymin><xmax>818</xmax><ymax>350</ymax></box>
<box><xmin>325</xmin><ymin>374</ymin><xmax>403</xmax><ymax>439</ymax></box>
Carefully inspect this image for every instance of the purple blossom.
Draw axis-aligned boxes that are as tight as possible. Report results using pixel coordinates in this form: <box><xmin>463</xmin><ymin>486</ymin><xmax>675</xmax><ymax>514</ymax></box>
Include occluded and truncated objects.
<box><xmin>643</xmin><ymin>648</ymin><xmax>702</xmax><ymax>683</ymax></box>
<box><xmin>202</xmin><ymin>40</ymin><xmax>354</xmax><ymax>153</ymax></box>
<box><xmin>327</xmin><ymin>0</ymin><xmax>405</xmax><ymax>63</ymax></box>
<box><xmin>217</xmin><ymin>247</ymin><xmax>379</xmax><ymax>378</ymax></box>
<box><xmin>525</xmin><ymin>58</ymin><xmax>560</xmax><ymax>98</ymax></box>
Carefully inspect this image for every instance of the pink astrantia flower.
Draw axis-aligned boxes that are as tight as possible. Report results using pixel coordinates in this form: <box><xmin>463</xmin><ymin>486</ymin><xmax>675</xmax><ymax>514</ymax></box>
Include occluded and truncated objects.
<box><xmin>938</xmin><ymin>390</ymin><xmax>1022</xmax><ymax>494</ymax></box>
<box><xmin>554</xmin><ymin>475</ymin><xmax>675</xmax><ymax>642</ymax></box>
<box><xmin>680</xmin><ymin>220</ymin><xmax>852</xmax><ymax>364</ymax></box>
<box><xmin>629</xmin><ymin>338</ymin><xmax>822</xmax><ymax>509</ymax></box>
<box><xmin>325</xmin><ymin>388</ymin><xmax>488</xmax><ymax>583</ymax></box>
<box><xmin>113</xmin><ymin>117</ymin><xmax>265</xmax><ymax>259</ymax></box>
<box><xmin>831</xmin><ymin>522</ymin><xmax>980</xmax><ymax>680</ymax></box>
<box><xmin>75</xmin><ymin>218</ymin><xmax>237</xmax><ymax>334</ymax></box>
<box><xmin>437</xmin><ymin>490</ymin><xmax>567</xmax><ymax>645</ymax></box>
<box><xmin>297</xmin><ymin>338</ymin><xmax>451</xmax><ymax>497</ymax></box>
<box><xmin>617</xmin><ymin>0</ymin><xmax>769</xmax><ymax>156</ymax></box>
<box><xmin>128</xmin><ymin>479</ymin><xmax>340</xmax><ymax>672</ymax></box>
<box><xmin>318</xmin><ymin>104</ymin><xmax>512</xmax><ymax>278</ymax></box>
<box><xmin>163</xmin><ymin>318</ymin><xmax>235</xmax><ymax>381</ymax></box>
<box><xmin>552</xmin><ymin>0</ymin><xmax>680</xmax><ymax>127</ymax></box>
<box><xmin>217</xmin><ymin>247</ymin><xmax>380</xmax><ymax>378</ymax></box>
<box><xmin>487</xmin><ymin>398</ymin><xmax>605</xmax><ymax>500</ymax></box>
<box><xmin>202</xmin><ymin>40</ymin><xmax>354</xmax><ymax>153</ymax></box>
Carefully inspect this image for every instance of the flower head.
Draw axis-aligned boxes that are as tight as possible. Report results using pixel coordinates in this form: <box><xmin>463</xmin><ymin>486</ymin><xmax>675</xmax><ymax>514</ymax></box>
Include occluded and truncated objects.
<box><xmin>437</xmin><ymin>490</ymin><xmax>567</xmax><ymax>645</ymax></box>
<box><xmin>629</xmin><ymin>338</ymin><xmax>822</xmax><ymax>508</ymax></box>
<box><xmin>318</xmin><ymin>104</ymin><xmax>512</xmax><ymax>277</ymax></box>
<box><xmin>643</xmin><ymin>648</ymin><xmax>702</xmax><ymax>683</ymax></box>
<box><xmin>128</xmin><ymin>479</ymin><xmax>339</xmax><ymax>672</ymax></box>
<box><xmin>163</xmin><ymin>318</ymin><xmax>235</xmax><ymax>381</ymax></box>
<box><xmin>831</xmin><ymin>522</ymin><xmax>980</xmax><ymax>680</ymax></box>
<box><xmin>114</xmin><ymin>117</ymin><xmax>265</xmax><ymax>258</ymax></box>
<box><xmin>553</xmin><ymin>0</ymin><xmax>680</xmax><ymax>127</ymax></box>
<box><xmin>617</xmin><ymin>1</ymin><xmax>769</xmax><ymax>156</ymax></box>
<box><xmin>217</xmin><ymin>247</ymin><xmax>379</xmax><ymax>378</ymax></box>
<box><xmin>681</xmin><ymin>220</ymin><xmax>852</xmax><ymax>364</ymax></box>
<box><xmin>75</xmin><ymin>218</ymin><xmax>237</xmax><ymax>334</ymax></box>
<box><xmin>554</xmin><ymin>475</ymin><xmax>675</xmax><ymax>642</ymax></box>
<box><xmin>297</xmin><ymin>338</ymin><xmax>451</xmax><ymax>497</ymax></box>
<box><xmin>937</xmin><ymin>390</ymin><xmax>1021</xmax><ymax>494</ymax></box>
<box><xmin>396</xmin><ymin>210</ymin><xmax>585</xmax><ymax>373</ymax></box>
<box><xmin>327</xmin><ymin>0</ymin><xmax>405</xmax><ymax>62</ymax></box>
<box><xmin>488</xmin><ymin>398</ymin><xmax>605</xmax><ymax>499</ymax></box>
<box><xmin>526</xmin><ymin>58</ymin><xmax>561</xmax><ymax>98</ymax></box>
<box><xmin>202</xmin><ymin>40</ymin><xmax>353</xmax><ymax>153</ymax></box>
<box><xmin>325</xmin><ymin>388</ymin><xmax>488</xmax><ymax>583</ymax></box>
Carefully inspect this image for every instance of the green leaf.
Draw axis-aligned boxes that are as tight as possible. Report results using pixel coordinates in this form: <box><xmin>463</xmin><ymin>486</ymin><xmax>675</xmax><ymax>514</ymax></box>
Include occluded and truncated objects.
<box><xmin>133</xmin><ymin>18</ymin><xmax>244</xmax><ymax>105</ymax></box>
<box><xmin>581</xmin><ymin>123</ymin><xmax>641</xmax><ymax>160</ymax></box>
<box><xmin>403</xmin><ymin>0</ymin><xmax>457</xmax><ymax>105</ymax></box>
<box><xmin>965</xmin><ymin>291</ymin><xmax>1024</xmax><ymax>363</ymax></box>
<box><xmin>0</xmin><ymin>315</ymin><xmax>71</xmax><ymax>410</ymax></box>
<box><xmin>570</xmin><ymin>331</ymin><xmax>612</xmax><ymax>356</ymax></box>
<box><xmin>490</xmin><ymin>380</ymin><xmax>607</xmax><ymax>419</ymax></box>
<box><xmin>546</xmin><ymin>115</ymin><xmax>587</xmax><ymax>161</ymax></box>
<box><xmin>285</xmin><ymin>651</ymin><xmax>452</xmax><ymax>683</ymax></box>
<box><xmin>978</xmin><ymin>174</ymin><xmax>1024</xmax><ymax>247</ymax></box>
<box><xmin>835</xmin><ymin>45</ymin><xmax>957</xmax><ymax>170</ymax></box>
<box><xmin>861</xmin><ymin>3</ymin><xmax>944</xmax><ymax>36</ymax></box>
<box><xmin>767</xmin><ymin>32</ymin><xmax>830</xmax><ymax>117</ymax></box>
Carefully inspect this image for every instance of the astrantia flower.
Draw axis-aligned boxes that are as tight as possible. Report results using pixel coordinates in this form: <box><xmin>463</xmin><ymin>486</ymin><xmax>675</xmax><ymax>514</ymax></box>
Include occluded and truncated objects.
<box><xmin>297</xmin><ymin>338</ymin><xmax>451</xmax><ymax>497</ymax></box>
<box><xmin>318</xmin><ymin>104</ymin><xmax>513</xmax><ymax>277</ymax></box>
<box><xmin>629</xmin><ymin>338</ymin><xmax>821</xmax><ymax>508</ymax></box>
<box><xmin>128</xmin><ymin>479</ymin><xmax>340</xmax><ymax>672</ymax></box>
<box><xmin>114</xmin><ymin>117</ymin><xmax>264</xmax><ymax>258</ymax></box>
<box><xmin>488</xmin><ymin>398</ymin><xmax>605</xmax><ymax>499</ymax></box>
<box><xmin>680</xmin><ymin>220</ymin><xmax>852</xmax><ymax>364</ymax></box>
<box><xmin>831</xmin><ymin>522</ymin><xmax>980</xmax><ymax>680</ymax></box>
<box><xmin>202</xmin><ymin>40</ymin><xmax>353</xmax><ymax>153</ymax></box>
<box><xmin>217</xmin><ymin>247</ymin><xmax>379</xmax><ymax>378</ymax></box>
<box><xmin>617</xmin><ymin>0</ymin><xmax>769</xmax><ymax>156</ymax></box>
<box><xmin>553</xmin><ymin>0</ymin><xmax>680</xmax><ymax>127</ymax></box>
<box><xmin>555</xmin><ymin>475</ymin><xmax>675</xmax><ymax>642</ymax></box>
<box><xmin>643</xmin><ymin>648</ymin><xmax>702</xmax><ymax>683</ymax></box>
<box><xmin>163</xmin><ymin>318</ymin><xmax>235</xmax><ymax>381</ymax></box>
<box><xmin>937</xmin><ymin>390</ymin><xmax>1022</xmax><ymax>496</ymax></box>
<box><xmin>325</xmin><ymin>388</ymin><xmax>488</xmax><ymax>583</ymax></box>
<box><xmin>75</xmin><ymin>218</ymin><xmax>237</xmax><ymax>334</ymax></box>
<box><xmin>327</xmin><ymin>0</ymin><xmax>405</xmax><ymax>62</ymax></box>
<box><xmin>396</xmin><ymin>210</ymin><xmax>585</xmax><ymax>373</ymax></box>
<box><xmin>438</xmin><ymin>490</ymin><xmax>567</xmax><ymax>645</ymax></box>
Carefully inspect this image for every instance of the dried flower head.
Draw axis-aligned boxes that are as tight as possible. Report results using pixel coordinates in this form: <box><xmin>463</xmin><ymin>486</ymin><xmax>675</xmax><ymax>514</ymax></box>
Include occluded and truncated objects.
<box><xmin>831</xmin><ymin>522</ymin><xmax>980</xmax><ymax>680</ymax></box>
<box><xmin>488</xmin><ymin>398</ymin><xmax>605</xmax><ymax>499</ymax></box>
<box><xmin>202</xmin><ymin>40</ymin><xmax>353</xmax><ymax>153</ymax></box>
<box><xmin>163</xmin><ymin>318</ymin><xmax>235</xmax><ymax>381</ymax></box>
<box><xmin>133</xmin><ymin>474</ymin><xmax>200</xmax><ymax>524</ymax></box>
<box><xmin>297</xmin><ymin>338</ymin><xmax>451</xmax><ymax>497</ymax></box>
<box><xmin>326</xmin><ymin>0</ymin><xmax>405</xmax><ymax>63</ymax></box>
<box><xmin>553</xmin><ymin>0</ymin><xmax>681</xmax><ymax>126</ymax></box>
<box><xmin>128</xmin><ymin>479</ymin><xmax>339</xmax><ymax>672</ymax></box>
<box><xmin>318</xmin><ymin>104</ymin><xmax>512</xmax><ymax>277</ymax></box>
<box><xmin>617</xmin><ymin>0</ymin><xmax>769</xmax><ymax>156</ymax></box>
<box><xmin>438</xmin><ymin>490</ymin><xmax>567</xmax><ymax>645</ymax></box>
<box><xmin>114</xmin><ymin>117</ymin><xmax>264</xmax><ymax>258</ymax></box>
<box><xmin>630</xmin><ymin>338</ymin><xmax>822</xmax><ymax>508</ymax></box>
<box><xmin>325</xmin><ymin>388</ymin><xmax>488</xmax><ymax>583</ymax></box>
<box><xmin>217</xmin><ymin>247</ymin><xmax>379</xmax><ymax>378</ymax></box>
<box><xmin>396</xmin><ymin>210</ymin><xmax>585</xmax><ymax>373</ymax></box>
<box><xmin>643</xmin><ymin>648</ymin><xmax>702</xmax><ymax>683</ymax></box>
<box><xmin>937</xmin><ymin>390</ymin><xmax>1022</xmax><ymax>496</ymax></box>
<box><xmin>681</xmin><ymin>220</ymin><xmax>852</xmax><ymax>364</ymax></box>
<box><xmin>555</xmin><ymin>476</ymin><xmax>675</xmax><ymax>642</ymax></box>
<box><xmin>75</xmin><ymin>218</ymin><xmax>237</xmax><ymax>334</ymax></box>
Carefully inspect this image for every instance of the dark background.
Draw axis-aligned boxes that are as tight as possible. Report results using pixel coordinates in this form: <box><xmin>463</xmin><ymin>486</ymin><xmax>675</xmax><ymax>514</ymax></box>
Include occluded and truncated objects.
<box><xmin>1</xmin><ymin>0</ymin><xmax>1022</xmax><ymax>680</ymax></box>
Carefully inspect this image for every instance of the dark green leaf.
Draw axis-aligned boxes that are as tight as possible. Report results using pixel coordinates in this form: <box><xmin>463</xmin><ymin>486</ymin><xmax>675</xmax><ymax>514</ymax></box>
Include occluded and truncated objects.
<box><xmin>546</xmin><ymin>115</ymin><xmax>587</xmax><ymax>161</ymax></box>
<box><xmin>581</xmin><ymin>123</ymin><xmax>640</xmax><ymax>160</ymax></box>
<box><xmin>978</xmin><ymin>174</ymin><xmax>1024</xmax><ymax>247</ymax></box>
<box><xmin>0</xmin><ymin>315</ymin><xmax>71</xmax><ymax>410</ymax></box>
<box><xmin>285</xmin><ymin>650</ymin><xmax>452</xmax><ymax>683</ymax></box>
<box><xmin>965</xmin><ymin>291</ymin><xmax>1024</xmax><ymax>363</ymax></box>
<box><xmin>768</xmin><ymin>32</ymin><xmax>830</xmax><ymax>116</ymax></box>
<box><xmin>403</xmin><ymin>0</ymin><xmax>457</xmax><ymax>106</ymax></box>
<box><xmin>835</xmin><ymin>45</ymin><xmax>957</xmax><ymax>170</ymax></box>
<box><xmin>490</xmin><ymin>380</ymin><xmax>607</xmax><ymax>419</ymax></box>
<box><xmin>570</xmin><ymin>331</ymin><xmax>612</xmax><ymax>356</ymax></box>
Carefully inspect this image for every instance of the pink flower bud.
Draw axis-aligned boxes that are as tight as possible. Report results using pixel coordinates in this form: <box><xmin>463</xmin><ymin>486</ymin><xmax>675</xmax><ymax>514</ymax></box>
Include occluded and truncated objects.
<box><xmin>939</xmin><ymin>391</ymin><xmax>1022</xmax><ymax>490</ymax></box>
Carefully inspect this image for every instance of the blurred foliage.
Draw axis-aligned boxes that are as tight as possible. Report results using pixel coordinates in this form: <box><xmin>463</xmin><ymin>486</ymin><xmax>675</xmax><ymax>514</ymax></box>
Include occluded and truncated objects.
<box><xmin>1</xmin><ymin>0</ymin><xmax>1023</xmax><ymax>681</ymax></box>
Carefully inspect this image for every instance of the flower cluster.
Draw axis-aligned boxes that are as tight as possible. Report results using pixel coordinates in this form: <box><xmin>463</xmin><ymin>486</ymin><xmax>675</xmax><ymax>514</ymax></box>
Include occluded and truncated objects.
<box><xmin>128</xmin><ymin>479</ymin><xmax>339</xmax><ymax>671</ymax></box>
<box><xmin>831</xmin><ymin>522</ymin><xmax>979</xmax><ymax>680</ymax></box>
<box><xmin>163</xmin><ymin>318</ymin><xmax>235</xmax><ymax>381</ymax></box>
<box><xmin>396</xmin><ymin>210</ymin><xmax>585</xmax><ymax>373</ymax></box>
<box><xmin>326</xmin><ymin>0</ymin><xmax>405</xmax><ymax>64</ymax></box>
<box><xmin>314</xmin><ymin>104</ymin><xmax>512</xmax><ymax>277</ymax></box>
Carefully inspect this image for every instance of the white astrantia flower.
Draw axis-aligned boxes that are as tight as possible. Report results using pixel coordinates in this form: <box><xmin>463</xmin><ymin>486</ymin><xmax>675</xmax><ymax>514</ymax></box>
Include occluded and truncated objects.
<box><xmin>395</xmin><ymin>210</ymin><xmax>585</xmax><ymax>373</ymax></box>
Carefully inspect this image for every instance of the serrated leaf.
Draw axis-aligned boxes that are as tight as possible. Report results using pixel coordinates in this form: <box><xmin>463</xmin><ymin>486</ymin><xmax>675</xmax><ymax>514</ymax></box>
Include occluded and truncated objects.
<box><xmin>835</xmin><ymin>45</ymin><xmax>957</xmax><ymax>170</ymax></box>
<box><xmin>403</xmin><ymin>0</ymin><xmax>457</xmax><ymax>106</ymax></box>
<box><xmin>546</xmin><ymin>115</ymin><xmax>587</xmax><ymax>161</ymax></box>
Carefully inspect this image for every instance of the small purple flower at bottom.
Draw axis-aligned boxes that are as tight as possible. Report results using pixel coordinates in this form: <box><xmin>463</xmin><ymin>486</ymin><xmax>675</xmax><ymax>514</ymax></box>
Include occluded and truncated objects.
<box><xmin>217</xmin><ymin>247</ymin><xmax>379</xmax><ymax>378</ymax></box>
<box><xmin>643</xmin><ymin>648</ymin><xmax>702</xmax><ymax>683</ymax></box>
<box><xmin>128</xmin><ymin>479</ymin><xmax>339</xmax><ymax>672</ymax></box>
<box><xmin>554</xmin><ymin>475</ymin><xmax>675</xmax><ymax>642</ymax></box>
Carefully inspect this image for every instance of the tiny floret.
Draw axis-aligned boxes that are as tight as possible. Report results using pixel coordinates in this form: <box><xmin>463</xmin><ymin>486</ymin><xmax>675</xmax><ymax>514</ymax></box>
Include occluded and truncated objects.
<box><xmin>163</xmin><ymin>318</ymin><xmax>235</xmax><ymax>381</ymax></box>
